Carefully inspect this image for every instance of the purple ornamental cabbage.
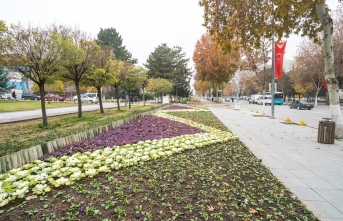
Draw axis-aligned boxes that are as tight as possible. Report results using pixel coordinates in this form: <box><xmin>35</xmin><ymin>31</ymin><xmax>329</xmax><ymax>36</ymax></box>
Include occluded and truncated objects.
<box><xmin>42</xmin><ymin>115</ymin><xmax>204</xmax><ymax>159</ymax></box>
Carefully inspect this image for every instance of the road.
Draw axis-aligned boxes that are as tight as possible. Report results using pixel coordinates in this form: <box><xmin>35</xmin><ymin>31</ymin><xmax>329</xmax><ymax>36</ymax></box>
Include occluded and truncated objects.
<box><xmin>0</xmin><ymin>102</ymin><xmax>119</xmax><ymax>123</ymax></box>
<box><xmin>229</xmin><ymin>101</ymin><xmax>333</xmax><ymax>128</ymax></box>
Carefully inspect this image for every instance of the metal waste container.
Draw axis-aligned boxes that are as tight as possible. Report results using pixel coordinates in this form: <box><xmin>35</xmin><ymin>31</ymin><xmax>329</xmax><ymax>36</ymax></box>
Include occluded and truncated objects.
<box><xmin>317</xmin><ymin>118</ymin><xmax>335</xmax><ymax>144</ymax></box>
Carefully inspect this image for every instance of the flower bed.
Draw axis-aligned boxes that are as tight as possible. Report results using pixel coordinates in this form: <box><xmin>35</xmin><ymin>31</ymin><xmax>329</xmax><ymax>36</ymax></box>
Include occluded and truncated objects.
<box><xmin>0</xmin><ymin>105</ymin><xmax>319</xmax><ymax>220</ymax></box>
<box><xmin>0</xmin><ymin>106</ymin><xmax>237</xmax><ymax>208</ymax></box>
<box><xmin>164</xmin><ymin>105</ymin><xmax>195</xmax><ymax>110</ymax></box>
<box><xmin>41</xmin><ymin>115</ymin><xmax>205</xmax><ymax>159</ymax></box>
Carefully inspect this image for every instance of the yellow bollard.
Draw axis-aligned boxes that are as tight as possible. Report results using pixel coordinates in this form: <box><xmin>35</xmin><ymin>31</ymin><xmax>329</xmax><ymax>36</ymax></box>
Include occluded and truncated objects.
<box><xmin>255</xmin><ymin>110</ymin><xmax>259</xmax><ymax>113</ymax></box>
<box><xmin>225</xmin><ymin>106</ymin><xmax>228</xmax><ymax>109</ymax></box>
<box><xmin>285</xmin><ymin>117</ymin><xmax>291</xmax><ymax>123</ymax></box>
<box><xmin>51</xmin><ymin>100</ymin><xmax>54</xmax><ymax>102</ymax></box>
<box><xmin>250</xmin><ymin>109</ymin><xmax>254</xmax><ymax>112</ymax></box>
<box><xmin>64</xmin><ymin>100</ymin><xmax>66</xmax><ymax>103</ymax></box>
<box><xmin>299</xmin><ymin>120</ymin><xmax>306</xmax><ymax>126</ymax></box>
<box><xmin>28</xmin><ymin>99</ymin><xmax>31</xmax><ymax>101</ymax></box>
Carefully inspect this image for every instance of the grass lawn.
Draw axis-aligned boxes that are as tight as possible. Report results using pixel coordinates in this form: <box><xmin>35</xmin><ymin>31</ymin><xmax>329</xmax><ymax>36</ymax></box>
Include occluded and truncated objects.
<box><xmin>0</xmin><ymin>105</ymin><xmax>162</xmax><ymax>157</ymax></box>
<box><xmin>0</xmin><ymin>105</ymin><xmax>318</xmax><ymax>220</ymax></box>
<box><xmin>0</xmin><ymin>100</ymin><xmax>79</xmax><ymax>112</ymax></box>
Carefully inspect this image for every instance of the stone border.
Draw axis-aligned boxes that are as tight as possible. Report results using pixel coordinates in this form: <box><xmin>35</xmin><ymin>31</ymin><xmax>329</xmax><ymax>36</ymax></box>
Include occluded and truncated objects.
<box><xmin>0</xmin><ymin>106</ymin><xmax>169</xmax><ymax>174</ymax></box>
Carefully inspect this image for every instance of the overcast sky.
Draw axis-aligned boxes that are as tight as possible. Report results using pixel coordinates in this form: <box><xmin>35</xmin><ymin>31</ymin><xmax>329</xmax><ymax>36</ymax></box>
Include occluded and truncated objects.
<box><xmin>0</xmin><ymin>0</ymin><xmax>341</xmax><ymax>71</ymax></box>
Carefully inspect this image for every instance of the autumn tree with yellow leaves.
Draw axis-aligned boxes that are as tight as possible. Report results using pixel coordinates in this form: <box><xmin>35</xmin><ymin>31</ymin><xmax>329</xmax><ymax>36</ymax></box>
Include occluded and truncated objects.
<box><xmin>200</xmin><ymin>0</ymin><xmax>343</xmax><ymax>137</ymax></box>
<box><xmin>193</xmin><ymin>33</ymin><xmax>239</xmax><ymax>98</ymax></box>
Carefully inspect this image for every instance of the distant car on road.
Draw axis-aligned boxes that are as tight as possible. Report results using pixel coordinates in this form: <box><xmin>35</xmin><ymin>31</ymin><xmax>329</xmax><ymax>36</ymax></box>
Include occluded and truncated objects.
<box><xmin>0</xmin><ymin>93</ymin><xmax>14</xmax><ymax>100</ymax></box>
<box><xmin>257</xmin><ymin>95</ymin><xmax>272</xmax><ymax>105</ymax></box>
<box><xmin>73</xmin><ymin>94</ymin><xmax>98</xmax><ymax>104</ymax></box>
<box><xmin>22</xmin><ymin>93</ymin><xmax>40</xmax><ymax>100</ymax></box>
<box><xmin>224</xmin><ymin>97</ymin><xmax>231</xmax><ymax>102</ymax></box>
<box><xmin>289</xmin><ymin>100</ymin><xmax>314</xmax><ymax>110</ymax></box>
<box><xmin>44</xmin><ymin>94</ymin><xmax>65</xmax><ymax>101</ymax></box>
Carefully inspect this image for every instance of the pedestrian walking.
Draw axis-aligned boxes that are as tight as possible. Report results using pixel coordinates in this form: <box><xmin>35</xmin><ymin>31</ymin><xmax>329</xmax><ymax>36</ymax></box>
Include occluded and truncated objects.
<box><xmin>12</xmin><ymin>91</ymin><xmax>16</xmax><ymax>101</ymax></box>
<box><xmin>125</xmin><ymin>95</ymin><xmax>129</xmax><ymax>105</ymax></box>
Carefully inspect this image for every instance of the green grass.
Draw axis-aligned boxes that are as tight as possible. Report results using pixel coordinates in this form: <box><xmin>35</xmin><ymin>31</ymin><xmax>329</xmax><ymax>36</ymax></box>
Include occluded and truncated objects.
<box><xmin>0</xmin><ymin>100</ymin><xmax>79</xmax><ymax>112</ymax></box>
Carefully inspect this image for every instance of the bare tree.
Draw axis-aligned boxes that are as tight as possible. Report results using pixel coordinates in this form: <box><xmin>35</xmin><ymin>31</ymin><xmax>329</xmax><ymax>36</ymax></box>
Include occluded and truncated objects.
<box><xmin>2</xmin><ymin>23</ymin><xmax>67</xmax><ymax>127</ymax></box>
<box><xmin>292</xmin><ymin>38</ymin><xmax>325</xmax><ymax>106</ymax></box>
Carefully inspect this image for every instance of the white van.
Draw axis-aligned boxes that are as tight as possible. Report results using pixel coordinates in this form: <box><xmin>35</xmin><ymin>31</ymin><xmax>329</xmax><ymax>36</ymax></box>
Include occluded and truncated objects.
<box><xmin>84</xmin><ymin>93</ymin><xmax>98</xmax><ymax>99</ymax></box>
<box><xmin>249</xmin><ymin>94</ymin><xmax>262</xmax><ymax>104</ymax></box>
<box><xmin>257</xmin><ymin>95</ymin><xmax>272</xmax><ymax>105</ymax></box>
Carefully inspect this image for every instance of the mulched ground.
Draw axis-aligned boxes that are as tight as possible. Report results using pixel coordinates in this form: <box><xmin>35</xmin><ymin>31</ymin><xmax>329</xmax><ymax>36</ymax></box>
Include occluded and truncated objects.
<box><xmin>0</xmin><ymin>140</ymin><xmax>318</xmax><ymax>221</ymax></box>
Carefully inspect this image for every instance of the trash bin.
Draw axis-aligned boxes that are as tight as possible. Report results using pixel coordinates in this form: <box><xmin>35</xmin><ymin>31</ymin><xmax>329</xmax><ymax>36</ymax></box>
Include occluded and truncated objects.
<box><xmin>317</xmin><ymin>118</ymin><xmax>335</xmax><ymax>144</ymax></box>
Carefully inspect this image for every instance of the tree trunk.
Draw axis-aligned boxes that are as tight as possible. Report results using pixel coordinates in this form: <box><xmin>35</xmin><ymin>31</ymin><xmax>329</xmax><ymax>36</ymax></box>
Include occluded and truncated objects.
<box><xmin>115</xmin><ymin>85</ymin><xmax>120</xmax><ymax>110</ymax></box>
<box><xmin>314</xmin><ymin>89</ymin><xmax>319</xmax><ymax>107</ymax></box>
<box><xmin>97</xmin><ymin>87</ymin><xmax>104</xmax><ymax>113</ymax></box>
<box><xmin>128</xmin><ymin>90</ymin><xmax>131</xmax><ymax>109</ymax></box>
<box><xmin>75</xmin><ymin>81</ymin><xmax>82</xmax><ymax>118</ymax></box>
<box><xmin>316</xmin><ymin>2</ymin><xmax>343</xmax><ymax>137</ymax></box>
<box><xmin>143</xmin><ymin>88</ymin><xmax>146</xmax><ymax>106</ymax></box>
<box><xmin>39</xmin><ymin>83</ymin><xmax>48</xmax><ymax>127</ymax></box>
<box><xmin>176</xmin><ymin>85</ymin><xmax>179</xmax><ymax>101</ymax></box>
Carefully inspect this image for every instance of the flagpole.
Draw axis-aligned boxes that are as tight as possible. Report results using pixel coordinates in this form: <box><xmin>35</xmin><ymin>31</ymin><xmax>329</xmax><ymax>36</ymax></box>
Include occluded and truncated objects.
<box><xmin>271</xmin><ymin>39</ymin><xmax>275</xmax><ymax>119</ymax></box>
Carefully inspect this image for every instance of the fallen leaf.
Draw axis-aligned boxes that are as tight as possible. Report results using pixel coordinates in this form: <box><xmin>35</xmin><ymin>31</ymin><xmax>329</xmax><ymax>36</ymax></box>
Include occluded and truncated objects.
<box><xmin>249</xmin><ymin>208</ymin><xmax>258</xmax><ymax>214</ymax></box>
<box><xmin>141</xmin><ymin>211</ymin><xmax>145</xmax><ymax>215</ymax></box>
<box><xmin>169</xmin><ymin>207</ymin><xmax>176</xmax><ymax>214</ymax></box>
<box><xmin>207</xmin><ymin>205</ymin><xmax>215</xmax><ymax>211</ymax></box>
<box><xmin>25</xmin><ymin>195</ymin><xmax>37</xmax><ymax>201</ymax></box>
<box><xmin>242</xmin><ymin>218</ymin><xmax>248</xmax><ymax>221</ymax></box>
<box><xmin>223</xmin><ymin>182</ymin><xmax>230</xmax><ymax>186</ymax></box>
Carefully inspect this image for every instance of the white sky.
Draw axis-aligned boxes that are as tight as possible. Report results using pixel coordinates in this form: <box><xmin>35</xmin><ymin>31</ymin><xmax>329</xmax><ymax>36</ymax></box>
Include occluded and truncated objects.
<box><xmin>0</xmin><ymin>0</ymin><xmax>341</xmax><ymax>70</ymax></box>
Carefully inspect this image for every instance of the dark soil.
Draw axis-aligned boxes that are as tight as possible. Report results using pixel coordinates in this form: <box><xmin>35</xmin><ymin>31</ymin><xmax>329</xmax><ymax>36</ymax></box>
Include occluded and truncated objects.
<box><xmin>0</xmin><ymin>140</ymin><xmax>318</xmax><ymax>221</ymax></box>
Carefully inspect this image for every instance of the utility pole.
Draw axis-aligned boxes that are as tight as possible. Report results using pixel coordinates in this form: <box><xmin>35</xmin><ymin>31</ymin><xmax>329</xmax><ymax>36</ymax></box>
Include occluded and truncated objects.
<box><xmin>271</xmin><ymin>40</ymin><xmax>275</xmax><ymax>119</ymax></box>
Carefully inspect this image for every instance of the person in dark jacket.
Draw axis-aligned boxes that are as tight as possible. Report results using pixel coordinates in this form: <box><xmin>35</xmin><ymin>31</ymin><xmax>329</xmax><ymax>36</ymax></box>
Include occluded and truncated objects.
<box><xmin>12</xmin><ymin>91</ymin><xmax>16</xmax><ymax>101</ymax></box>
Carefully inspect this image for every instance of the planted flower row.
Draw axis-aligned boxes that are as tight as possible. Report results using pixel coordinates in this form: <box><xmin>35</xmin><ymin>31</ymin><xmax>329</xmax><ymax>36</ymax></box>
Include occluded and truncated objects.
<box><xmin>41</xmin><ymin>114</ymin><xmax>205</xmax><ymax>159</ymax></box>
<box><xmin>0</xmin><ymin>108</ymin><xmax>238</xmax><ymax>208</ymax></box>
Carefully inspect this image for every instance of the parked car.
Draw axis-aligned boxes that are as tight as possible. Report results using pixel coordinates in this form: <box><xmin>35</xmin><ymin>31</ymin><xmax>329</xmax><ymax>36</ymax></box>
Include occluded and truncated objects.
<box><xmin>22</xmin><ymin>93</ymin><xmax>40</xmax><ymax>100</ymax></box>
<box><xmin>249</xmin><ymin>94</ymin><xmax>262</xmax><ymax>104</ymax></box>
<box><xmin>0</xmin><ymin>93</ymin><xmax>14</xmax><ymax>100</ymax></box>
<box><xmin>84</xmin><ymin>93</ymin><xmax>98</xmax><ymax>99</ymax></box>
<box><xmin>44</xmin><ymin>94</ymin><xmax>65</xmax><ymax>101</ymax></box>
<box><xmin>257</xmin><ymin>95</ymin><xmax>272</xmax><ymax>105</ymax></box>
<box><xmin>224</xmin><ymin>96</ymin><xmax>231</xmax><ymax>102</ymax></box>
<box><xmin>289</xmin><ymin>100</ymin><xmax>314</xmax><ymax>110</ymax></box>
<box><xmin>73</xmin><ymin>94</ymin><xmax>98</xmax><ymax>104</ymax></box>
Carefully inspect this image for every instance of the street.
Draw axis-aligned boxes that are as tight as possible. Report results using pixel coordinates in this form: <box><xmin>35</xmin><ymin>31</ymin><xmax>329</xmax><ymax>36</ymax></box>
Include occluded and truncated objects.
<box><xmin>0</xmin><ymin>102</ymin><xmax>118</xmax><ymax>123</ymax></box>
<box><xmin>228</xmin><ymin>101</ymin><xmax>333</xmax><ymax>128</ymax></box>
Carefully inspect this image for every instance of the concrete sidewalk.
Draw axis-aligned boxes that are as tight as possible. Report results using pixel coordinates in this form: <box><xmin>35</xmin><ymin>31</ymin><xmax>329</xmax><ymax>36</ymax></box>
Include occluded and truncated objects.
<box><xmin>201</xmin><ymin>99</ymin><xmax>343</xmax><ymax>221</ymax></box>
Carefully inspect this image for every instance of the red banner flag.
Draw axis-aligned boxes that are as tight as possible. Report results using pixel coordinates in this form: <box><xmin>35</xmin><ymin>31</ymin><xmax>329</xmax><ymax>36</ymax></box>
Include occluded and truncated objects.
<box><xmin>274</xmin><ymin>42</ymin><xmax>287</xmax><ymax>79</ymax></box>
